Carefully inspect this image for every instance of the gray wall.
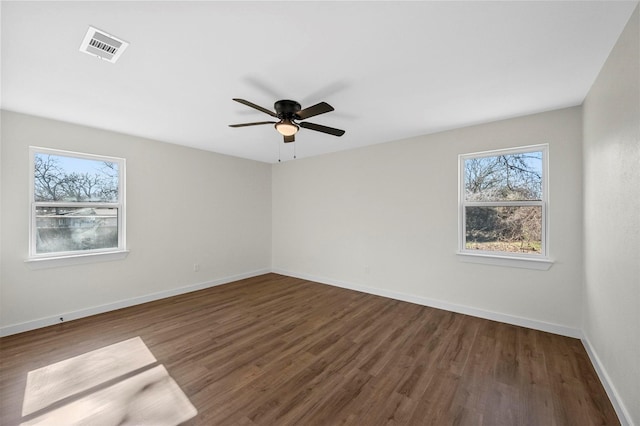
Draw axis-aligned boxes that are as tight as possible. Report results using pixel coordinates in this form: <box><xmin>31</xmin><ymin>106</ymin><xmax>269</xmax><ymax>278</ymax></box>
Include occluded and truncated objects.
<box><xmin>0</xmin><ymin>111</ymin><xmax>272</xmax><ymax>332</ymax></box>
<box><xmin>583</xmin><ymin>5</ymin><xmax>639</xmax><ymax>425</ymax></box>
<box><xmin>272</xmin><ymin>106</ymin><xmax>584</xmax><ymax>332</ymax></box>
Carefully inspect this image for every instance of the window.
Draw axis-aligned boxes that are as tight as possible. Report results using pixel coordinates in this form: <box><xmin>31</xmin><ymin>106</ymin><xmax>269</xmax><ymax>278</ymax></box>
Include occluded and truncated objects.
<box><xmin>29</xmin><ymin>147</ymin><xmax>126</xmax><ymax>262</ymax></box>
<box><xmin>458</xmin><ymin>144</ymin><xmax>549</xmax><ymax>265</ymax></box>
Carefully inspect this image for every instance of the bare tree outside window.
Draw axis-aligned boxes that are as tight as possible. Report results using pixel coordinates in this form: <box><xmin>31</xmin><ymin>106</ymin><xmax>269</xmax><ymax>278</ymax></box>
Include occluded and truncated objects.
<box><xmin>462</xmin><ymin>149</ymin><xmax>545</xmax><ymax>255</ymax></box>
<box><xmin>34</xmin><ymin>154</ymin><xmax>118</xmax><ymax>202</ymax></box>
<box><xmin>31</xmin><ymin>150</ymin><xmax>124</xmax><ymax>256</ymax></box>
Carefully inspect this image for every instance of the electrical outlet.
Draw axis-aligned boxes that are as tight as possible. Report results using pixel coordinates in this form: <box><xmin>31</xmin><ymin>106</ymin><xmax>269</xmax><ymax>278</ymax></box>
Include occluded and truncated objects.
<box><xmin>193</xmin><ymin>263</ymin><xmax>200</xmax><ymax>272</ymax></box>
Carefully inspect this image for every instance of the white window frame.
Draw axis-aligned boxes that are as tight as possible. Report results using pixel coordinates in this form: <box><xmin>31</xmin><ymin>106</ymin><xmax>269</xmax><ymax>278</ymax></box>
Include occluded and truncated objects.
<box><xmin>27</xmin><ymin>147</ymin><xmax>128</xmax><ymax>268</ymax></box>
<box><xmin>457</xmin><ymin>144</ymin><xmax>552</xmax><ymax>270</ymax></box>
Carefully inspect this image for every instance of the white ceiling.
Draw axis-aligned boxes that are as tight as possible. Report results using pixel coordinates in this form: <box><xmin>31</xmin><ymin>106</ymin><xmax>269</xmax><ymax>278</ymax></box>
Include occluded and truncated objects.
<box><xmin>1</xmin><ymin>1</ymin><xmax>637</xmax><ymax>163</ymax></box>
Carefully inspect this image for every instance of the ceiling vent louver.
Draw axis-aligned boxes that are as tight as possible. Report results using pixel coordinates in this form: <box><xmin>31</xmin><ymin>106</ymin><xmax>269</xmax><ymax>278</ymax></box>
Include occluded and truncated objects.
<box><xmin>79</xmin><ymin>26</ymin><xmax>129</xmax><ymax>63</ymax></box>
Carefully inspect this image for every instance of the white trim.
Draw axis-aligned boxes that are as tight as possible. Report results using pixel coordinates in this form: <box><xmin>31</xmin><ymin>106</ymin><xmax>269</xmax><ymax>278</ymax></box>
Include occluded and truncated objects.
<box><xmin>464</xmin><ymin>200</ymin><xmax>544</xmax><ymax>207</ymax></box>
<box><xmin>272</xmin><ymin>269</ymin><xmax>580</xmax><ymax>338</ymax></box>
<box><xmin>460</xmin><ymin>144</ymin><xmax>550</xmax><ymax>160</ymax></box>
<box><xmin>25</xmin><ymin>249</ymin><xmax>130</xmax><ymax>270</ymax></box>
<box><xmin>29</xmin><ymin>146</ymin><xmax>125</xmax><ymax>164</ymax></box>
<box><xmin>456</xmin><ymin>251</ymin><xmax>553</xmax><ymax>270</ymax></box>
<box><xmin>582</xmin><ymin>334</ymin><xmax>633</xmax><ymax>426</ymax></box>
<box><xmin>0</xmin><ymin>268</ymin><xmax>270</xmax><ymax>337</ymax></box>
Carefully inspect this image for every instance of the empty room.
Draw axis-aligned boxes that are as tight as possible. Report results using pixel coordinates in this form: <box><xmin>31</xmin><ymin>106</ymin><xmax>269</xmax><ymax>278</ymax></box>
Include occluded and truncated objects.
<box><xmin>1</xmin><ymin>1</ymin><xmax>638</xmax><ymax>425</ymax></box>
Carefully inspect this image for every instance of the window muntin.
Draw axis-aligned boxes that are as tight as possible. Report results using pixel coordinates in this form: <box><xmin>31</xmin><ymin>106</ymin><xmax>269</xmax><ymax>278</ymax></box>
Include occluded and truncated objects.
<box><xmin>29</xmin><ymin>148</ymin><xmax>125</xmax><ymax>259</ymax></box>
<box><xmin>459</xmin><ymin>145</ymin><xmax>548</xmax><ymax>258</ymax></box>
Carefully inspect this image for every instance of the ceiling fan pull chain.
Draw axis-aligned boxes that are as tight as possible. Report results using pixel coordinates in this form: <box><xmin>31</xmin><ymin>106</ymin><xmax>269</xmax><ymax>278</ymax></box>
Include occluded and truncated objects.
<box><xmin>278</xmin><ymin>139</ymin><xmax>281</xmax><ymax>163</ymax></box>
<box><xmin>294</xmin><ymin>142</ymin><xmax>297</xmax><ymax>160</ymax></box>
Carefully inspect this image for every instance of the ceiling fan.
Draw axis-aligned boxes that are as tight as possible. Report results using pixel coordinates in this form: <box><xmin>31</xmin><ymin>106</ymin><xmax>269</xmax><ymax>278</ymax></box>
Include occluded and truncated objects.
<box><xmin>229</xmin><ymin>98</ymin><xmax>345</xmax><ymax>143</ymax></box>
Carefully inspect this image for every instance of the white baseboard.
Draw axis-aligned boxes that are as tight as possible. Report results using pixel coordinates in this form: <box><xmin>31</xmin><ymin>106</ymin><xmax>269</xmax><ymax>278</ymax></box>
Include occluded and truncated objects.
<box><xmin>0</xmin><ymin>268</ymin><xmax>271</xmax><ymax>337</ymax></box>
<box><xmin>272</xmin><ymin>268</ymin><xmax>582</xmax><ymax>339</ymax></box>
<box><xmin>582</xmin><ymin>334</ymin><xmax>634</xmax><ymax>426</ymax></box>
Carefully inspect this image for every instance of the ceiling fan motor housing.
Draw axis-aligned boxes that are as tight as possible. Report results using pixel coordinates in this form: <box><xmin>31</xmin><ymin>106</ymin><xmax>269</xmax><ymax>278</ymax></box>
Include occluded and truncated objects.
<box><xmin>275</xmin><ymin>100</ymin><xmax>302</xmax><ymax>119</ymax></box>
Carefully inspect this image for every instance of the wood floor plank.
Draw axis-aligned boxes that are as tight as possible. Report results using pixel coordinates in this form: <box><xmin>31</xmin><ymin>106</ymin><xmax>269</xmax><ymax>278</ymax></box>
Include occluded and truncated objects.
<box><xmin>0</xmin><ymin>273</ymin><xmax>619</xmax><ymax>425</ymax></box>
<box><xmin>516</xmin><ymin>327</ymin><xmax>556</xmax><ymax>426</ymax></box>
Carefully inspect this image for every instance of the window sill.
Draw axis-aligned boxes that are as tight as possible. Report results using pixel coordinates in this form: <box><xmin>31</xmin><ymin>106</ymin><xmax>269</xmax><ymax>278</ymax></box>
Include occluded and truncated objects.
<box><xmin>26</xmin><ymin>250</ymin><xmax>129</xmax><ymax>270</ymax></box>
<box><xmin>456</xmin><ymin>251</ymin><xmax>553</xmax><ymax>270</ymax></box>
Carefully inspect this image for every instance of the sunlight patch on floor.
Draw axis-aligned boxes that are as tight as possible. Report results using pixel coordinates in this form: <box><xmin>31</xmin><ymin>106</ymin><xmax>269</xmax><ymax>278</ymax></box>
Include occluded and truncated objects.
<box><xmin>20</xmin><ymin>337</ymin><xmax>197</xmax><ymax>425</ymax></box>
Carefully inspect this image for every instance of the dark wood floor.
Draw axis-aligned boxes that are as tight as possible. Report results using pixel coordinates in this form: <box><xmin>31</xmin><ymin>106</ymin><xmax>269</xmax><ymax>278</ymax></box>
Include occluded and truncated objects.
<box><xmin>0</xmin><ymin>273</ymin><xmax>618</xmax><ymax>425</ymax></box>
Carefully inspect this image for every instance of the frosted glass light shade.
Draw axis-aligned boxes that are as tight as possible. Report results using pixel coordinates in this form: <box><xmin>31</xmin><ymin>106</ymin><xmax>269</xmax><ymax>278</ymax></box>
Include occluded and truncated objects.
<box><xmin>275</xmin><ymin>121</ymin><xmax>299</xmax><ymax>136</ymax></box>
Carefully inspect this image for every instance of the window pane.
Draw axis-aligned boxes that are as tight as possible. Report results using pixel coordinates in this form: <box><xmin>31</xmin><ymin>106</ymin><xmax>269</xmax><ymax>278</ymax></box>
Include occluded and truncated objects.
<box><xmin>464</xmin><ymin>152</ymin><xmax>542</xmax><ymax>201</ymax></box>
<box><xmin>34</xmin><ymin>153</ymin><xmax>119</xmax><ymax>202</ymax></box>
<box><xmin>35</xmin><ymin>207</ymin><xmax>118</xmax><ymax>254</ymax></box>
<box><xmin>465</xmin><ymin>206</ymin><xmax>542</xmax><ymax>254</ymax></box>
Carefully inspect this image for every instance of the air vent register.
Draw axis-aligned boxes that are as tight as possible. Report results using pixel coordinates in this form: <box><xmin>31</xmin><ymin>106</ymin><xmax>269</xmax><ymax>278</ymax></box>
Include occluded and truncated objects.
<box><xmin>79</xmin><ymin>26</ymin><xmax>128</xmax><ymax>63</ymax></box>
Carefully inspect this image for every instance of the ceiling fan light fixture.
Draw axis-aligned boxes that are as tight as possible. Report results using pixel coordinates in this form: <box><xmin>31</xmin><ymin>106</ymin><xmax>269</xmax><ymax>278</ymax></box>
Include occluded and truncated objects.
<box><xmin>230</xmin><ymin>98</ymin><xmax>345</xmax><ymax>140</ymax></box>
<box><xmin>275</xmin><ymin>120</ymin><xmax>299</xmax><ymax>136</ymax></box>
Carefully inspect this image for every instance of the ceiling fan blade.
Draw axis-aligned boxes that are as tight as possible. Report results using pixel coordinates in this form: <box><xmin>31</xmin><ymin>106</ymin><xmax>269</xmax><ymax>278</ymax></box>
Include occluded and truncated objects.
<box><xmin>229</xmin><ymin>121</ymin><xmax>276</xmax><ymax>128</ymax></box>
<box><xmin>284</xmin><ymin>134</ymin><xmax>295</xmax><ymax>143</ymax></box>
<box><xmin>295</xmin><ymin>102</ymin><xmax>334</xmax><ymax>120</ymax></box>
<box><xmin>232</xmin><ymin>98</ymin><xmax>277</xmax><ymax>118</ymax></box>
<box><xmin>299</xmin><ymin>121</ymin><xmax>345</xmax><ymax>137</ymax></box>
